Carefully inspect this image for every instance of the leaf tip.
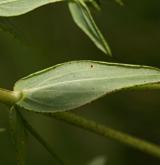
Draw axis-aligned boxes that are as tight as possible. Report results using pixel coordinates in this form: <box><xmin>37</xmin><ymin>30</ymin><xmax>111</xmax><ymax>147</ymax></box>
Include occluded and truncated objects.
<box><xmin>103</xmin><ymin>45</ymin><xmax>112</xmax><ymax>56</ymax></box>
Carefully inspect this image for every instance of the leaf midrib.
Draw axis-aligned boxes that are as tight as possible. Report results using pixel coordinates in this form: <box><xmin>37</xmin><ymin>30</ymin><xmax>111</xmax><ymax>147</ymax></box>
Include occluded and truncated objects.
<box><xmin>21</xmin><ymin>74</ymin><xmax>160</xmax><ymax>93</ymax></box>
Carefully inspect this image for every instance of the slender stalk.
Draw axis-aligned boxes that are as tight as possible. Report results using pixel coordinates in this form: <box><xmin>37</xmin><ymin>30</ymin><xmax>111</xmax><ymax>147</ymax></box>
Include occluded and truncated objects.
<box><xmin>0</xmin><ymin>88</ymin><xmax>21</xmax><ymax>105</ymax></box>
<box><xmin>46</xmin><ymin>112</ymin><xmax>160</xmax><ymax>158</ymax></box>
<box><xmin>18</xmin><ymin>112</ymin><xmax>65</xmax><ymax>165</ymax></box>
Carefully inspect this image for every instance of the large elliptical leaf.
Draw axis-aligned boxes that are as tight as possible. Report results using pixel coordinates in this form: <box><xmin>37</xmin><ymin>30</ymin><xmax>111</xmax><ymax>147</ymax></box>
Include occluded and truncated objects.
<box><xmin>68</xmin><ymin>0</ymin><xmax>111</xmax><ymax>55</ymax></box>
<box><xmin>14</xmin><ymin>60</ymin><xmax>160</xmax><ymax>113</ymax></box>
<box><xmin>9</xmin><ymin>107</ymin><xmax>27</xmax><ymax>165</ymax></box>
<box><xmin>0</xmin><ymin>0</ymin><xmax>63</xmax><ymax>17</ymax></box>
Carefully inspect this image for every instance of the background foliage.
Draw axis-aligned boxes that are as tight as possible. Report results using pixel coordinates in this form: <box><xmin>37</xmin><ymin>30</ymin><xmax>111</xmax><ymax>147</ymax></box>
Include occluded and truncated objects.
<box><xmin>0</xmin><ymin>0</ymin><xmax>160</xmax><ymax>164</ymax></box>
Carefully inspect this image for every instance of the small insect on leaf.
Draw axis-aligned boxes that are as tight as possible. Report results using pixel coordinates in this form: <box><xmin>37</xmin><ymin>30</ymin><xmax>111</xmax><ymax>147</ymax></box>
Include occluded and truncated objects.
<box><xmin>68</xmin><ymin>0</ymin><xmax>112</xmax><ymax>55</ymax></box>
<box><xmin>0</xmin><ymin>0</ymin><xmax>64</xmax><ymax>17</ymax></box>
<box><xmin>14</xmin><ymin>60</ymin><xmax>160</xmax><ymax>113</ymax></box>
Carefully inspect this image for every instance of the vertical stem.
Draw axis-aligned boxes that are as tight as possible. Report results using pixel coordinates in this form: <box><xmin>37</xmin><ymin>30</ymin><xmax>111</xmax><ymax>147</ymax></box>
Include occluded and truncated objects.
<box><xmin>18</xmin><ymin>112</ymin><xmax>65</xmax><ymax>165</ymax></box>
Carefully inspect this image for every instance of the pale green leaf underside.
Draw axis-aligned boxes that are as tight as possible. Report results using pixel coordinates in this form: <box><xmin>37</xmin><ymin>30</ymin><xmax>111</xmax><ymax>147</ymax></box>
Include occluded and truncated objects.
<box><xmin>68</xmin><ymin>1</ymin><xmax>111</xmax><ymax>55</ymax></box>
<box><xmin>14</xmin><ymin>60</ymin><xmax>160</xmax><ymax>113</ymax></box>
<box><xmin>0</xmin><ymin>0</ymin><xmax>63</xmax><ymax>17</ymax></box>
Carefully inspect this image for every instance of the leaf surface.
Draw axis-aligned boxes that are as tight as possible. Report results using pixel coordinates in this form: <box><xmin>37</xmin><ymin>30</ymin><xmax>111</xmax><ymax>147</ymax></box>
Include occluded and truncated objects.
<box><xmin>68</xmin><ymin>0</ymin><xmax>111</xmax><ymax>55</ymax></box>
<box><xmin>0</xmin><ymin>0</ymin><xmax>63</xmax><ymax>17</ymax></box>
<box><xmin>14</xmin><ymin>60</ymin><xmax>160</xmax><ymax>113</ymax></box>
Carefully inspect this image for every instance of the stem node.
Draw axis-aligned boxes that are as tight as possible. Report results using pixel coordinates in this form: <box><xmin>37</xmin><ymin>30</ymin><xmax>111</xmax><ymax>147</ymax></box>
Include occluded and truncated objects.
<box><xmin>0</xmin><ymin>88</ymin><xmax>22</xmax><ymax>106</ymax></box>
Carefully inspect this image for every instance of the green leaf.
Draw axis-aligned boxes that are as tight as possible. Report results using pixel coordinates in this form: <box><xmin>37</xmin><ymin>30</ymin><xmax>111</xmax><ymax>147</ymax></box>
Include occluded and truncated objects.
<box><xmin>9</xmin><ymin>107</ymin><xmax>27</xmax><ymax>165</ymax></box>
<box><xmin>0</xmin><ymin>0</ymin><xmax>63</xmax><ymax>17</ymax></box>
<box><xmin>68</xmin><ymin>0</ymin><xmax>111</xmax><ymax>55</ymax></box>
<box><xmin>14</xmin><ymin>60</ymin><xmax>160</xmax><ymax>113</ymax></box>
<box><xmin>86</xmin><ymin>0</ymin><xmax>101</xmax><ymax>10</ymax></box>
<box><xmin>87</xmin><ymin>156</ymin><xmax>107</xmax><ymax>165</ymax></box>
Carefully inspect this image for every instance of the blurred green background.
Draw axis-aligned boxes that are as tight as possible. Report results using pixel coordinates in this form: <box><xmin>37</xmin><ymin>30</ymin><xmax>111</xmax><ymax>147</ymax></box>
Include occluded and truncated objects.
<box><xmin>0</xmin><ymin>0</ymin><xmax>160</xmax><ymax>164</ymax></box>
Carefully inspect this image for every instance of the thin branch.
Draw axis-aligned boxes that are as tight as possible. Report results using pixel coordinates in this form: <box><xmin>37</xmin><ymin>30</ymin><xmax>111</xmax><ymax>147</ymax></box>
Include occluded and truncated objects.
<box><xmin>45</xmin><ymin>111</ymin><xmax>160</xmax><ymax>158</ymax></box>
<box><xmin>18</xmin><ymin>112</ymin><xmax>65</xmax><ymax>165</ymax></box>
<box><xmin>0</xmin><ymin>88</ymin><xmax>21</xmax><ymax>105</ymax></box>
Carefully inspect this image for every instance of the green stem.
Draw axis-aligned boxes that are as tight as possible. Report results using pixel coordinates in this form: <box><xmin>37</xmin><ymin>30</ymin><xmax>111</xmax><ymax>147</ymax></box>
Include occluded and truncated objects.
<box><xmin>0</xmin><ymin>88</ymin><xmax>21</xmax><ymax>105</ymax></box>
<box><xmin>18</xmin><ymin>112</ymin><xmax>65</xmax><ymax>165</ymax></box>
<box><xmin>46</xmin><ymin>112</ymin><xmax>160</xmax><ymax>158</ymax></box>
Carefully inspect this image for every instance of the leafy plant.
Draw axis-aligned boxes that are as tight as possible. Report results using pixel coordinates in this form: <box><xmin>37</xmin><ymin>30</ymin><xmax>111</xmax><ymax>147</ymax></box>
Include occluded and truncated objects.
<box><xmin>0</xmin><ymin>0</ymin><xmax>112</xmax><ymax>55</ymax></box>
<box><xmin>0</xmin><ymin>0</ymin><xmax>160</xmax><ymax>165</ymax></box>
<box><xmin>13</xmin><ymin>61</ymin><xmax>160</xmax><ymax>113</ymax></box>
<box><xmin>1</xmin><ymin>60</ymin><xmax>160</xmax><ymax>164</ymax></box>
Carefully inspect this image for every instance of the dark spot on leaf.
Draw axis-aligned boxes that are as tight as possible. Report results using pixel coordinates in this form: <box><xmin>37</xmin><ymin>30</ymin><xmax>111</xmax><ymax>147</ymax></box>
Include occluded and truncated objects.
<box><xmin>90</xmin><ymin>65</ymin><xmax>93</xmax><ymax>68</ymax></box>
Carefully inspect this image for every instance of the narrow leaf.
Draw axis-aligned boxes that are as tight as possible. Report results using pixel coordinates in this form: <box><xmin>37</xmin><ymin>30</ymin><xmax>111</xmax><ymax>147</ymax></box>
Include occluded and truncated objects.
<box><xmin>14</xmin><ymin>60</ymin><xmax>160</xmax><ymax>113</ymax></box>
<box><xmin>9</xmin><ymin>107</ymin><xmax>27</xmax><ymax>165</ymax></box>
<box><xmin>86</xmin><ymin>0</ymin><xmax>101</xmax><ymax>10</ymax></box>
<box><xmin>68</xmin><ymin>0</ymin><xmax>111</xmax><ymax>55</ymax></box>
<box><xmin>0</xmin><ymin>0</ymin><xmax>63</xmax><ymax>17</ymax></box>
